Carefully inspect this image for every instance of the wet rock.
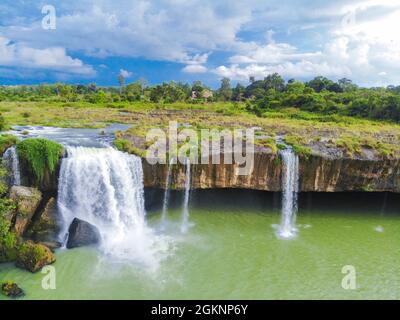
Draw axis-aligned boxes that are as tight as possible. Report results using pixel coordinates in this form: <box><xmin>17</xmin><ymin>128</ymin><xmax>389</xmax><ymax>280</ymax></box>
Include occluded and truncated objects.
<box><xmin>66</xmin><ymin>218</ymin><xmax>101</xmax><ymax>249</ymax></box>
<box><xmin>39</xmin><ymin>241</ymin><xmax>62</xmax><ymax>252</ymax></box>
<box><xmin>1</xmin><ymin>281</ymin><xmax>24</xmax><ymax>298</ymax></box>
<box><xmin>28</xmin><ymin>197</ymin><xmax>60</xmax><ymax>242</ymax></box>
<box><xmin>0</xmin><ymin>243</ymin><xmax>17</xmax><ymax>263</ymax></box>
<box><xmin>9</xmin><ymin>186</ymin><xmax>42</xmax><ymax>236</ymax></box>
<box><xmin>15</xmin><ymin>240</ymin><xmax>55</xmax><ymax>273</ymax></box>
<box><xmin>142</xmin><ymin>150</ymin><xmax>400</xmax><ymax>193</ymax></box>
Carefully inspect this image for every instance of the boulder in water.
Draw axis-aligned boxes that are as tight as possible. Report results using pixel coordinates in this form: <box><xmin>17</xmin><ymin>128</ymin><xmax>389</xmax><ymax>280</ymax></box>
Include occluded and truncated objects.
<box><xmin>66</xmin><ymin>218</ymin><xmax>101</xmax><ymax>249</ymax></box>
<box><xmin>15</xmin><ymin>240</ymin><xmax>55</xmax><ymax>273</ymax></box>
<box><xmin>1</xmin><ymin>281</ymin><xmax>24</xmax><ymax>298</ymax></box>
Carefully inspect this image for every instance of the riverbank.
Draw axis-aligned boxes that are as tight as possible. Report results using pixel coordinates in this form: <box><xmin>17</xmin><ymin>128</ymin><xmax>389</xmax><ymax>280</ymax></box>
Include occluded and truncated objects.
<box><xmin>1</xmin><ymin>101</ymin><xmax>400</xmax><ymax>160</ymax></box>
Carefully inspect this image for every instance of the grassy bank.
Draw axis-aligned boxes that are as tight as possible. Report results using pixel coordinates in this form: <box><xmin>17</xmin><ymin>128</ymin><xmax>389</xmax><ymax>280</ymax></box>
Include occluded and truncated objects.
<box><xmin>1</xmin><ymin>101</ymin><xmax>400</xmax><ymax>158</ymax></box>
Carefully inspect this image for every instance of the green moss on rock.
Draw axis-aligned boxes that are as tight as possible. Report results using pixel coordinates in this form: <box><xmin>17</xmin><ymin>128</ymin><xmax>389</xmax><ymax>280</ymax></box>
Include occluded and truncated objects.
<box><xmin>16</xmin><ymin>240</ymin><xmax>55</xmax><ymax>273</ymax></box>
<box><xmin>9</xmin><ymin>186</ymin><xmax>42</xmax><ymax>236</ymax></box>
<box><xmin>1</xmin><ymin>281</ymin><xmax>24</xmax><ymax>298</ymax></box>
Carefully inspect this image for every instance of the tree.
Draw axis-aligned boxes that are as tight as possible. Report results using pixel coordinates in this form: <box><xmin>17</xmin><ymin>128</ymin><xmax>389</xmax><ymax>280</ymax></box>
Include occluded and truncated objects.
<box><xmin>286</xmin><ymin>81</ymin><xmax>305</xmax><ymax>94</ymax></box>
<box><xmin>218</xmin><ymin>77</ymin><xmax>232</xmax><ymax>101</ymax></box>
<box><xmin>125</xmin><ymin>81</ymin><xmax>143</xmax><ymax>101</ymax></box>
<box><xmin>306</xmin><ymin>76</ymin><xmax>342</xmax><ymax>93</ymax></box>
<box><xmin>264</xmin><ymin>73</ymin><xmax>285</xmax><ymax>92</ymax></box>
<box><xmin>232</xmin><ymin>83</ymin><xmax>246</xmax><ymax>101</ymax></box>
<box><xmin>192</xmin><ymin>81</ymin><xmax>204</xmax><ymax>99</ymax></box>
<box><xmin>118</xmin><ymin>73</ymin><xmax>126</xmax><ymax>94</ymax></box>
<box><xmin>88</xmin><ymin>83</ymin><xmax>97</xmax><ymax>92</ymax></box>
<box><xmin>339</xmin><ymin>78</ymin><xmax>358</xmax><ymax>92</ymax></box>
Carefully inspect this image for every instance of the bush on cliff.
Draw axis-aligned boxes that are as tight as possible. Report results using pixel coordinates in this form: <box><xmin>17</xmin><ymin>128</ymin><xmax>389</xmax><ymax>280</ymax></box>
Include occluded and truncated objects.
<box><xmin>0</xmin><ymin>134</ymin><xmax>17</xmax><ymax>155</ymax></box>
<box><xmin>0</xmin><ymin>197</ymin><xmax>17</xmax><ymax>263</ymax></box>
<box><xmin>16</xmin><ymin>138</ymin><xmax>63</xmax><ymax>183</ymax></box>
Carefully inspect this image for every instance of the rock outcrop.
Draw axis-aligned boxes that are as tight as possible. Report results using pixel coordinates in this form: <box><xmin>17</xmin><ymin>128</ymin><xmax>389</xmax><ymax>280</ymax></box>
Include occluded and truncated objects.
<box><xmin>1</xmin><ymin>281</ymin><xmax>24</xmax><ymax>298</ymax></box>
<box><xmin>66</xmin><ymin>218</ymin><xmax>101</xmax><ymax>249</ymax></box>
<box><xmin>15</xmin><ymin>240</ymin><xmax>55</xmax><ymax>273</ymax></box>
<box><xmin>9</xmin><ymin>186</ymin><xmax>42</xmax><ymax>236</ymax></box>
<box><xmin>27</xmin><ymin>197</ymin><xmax>60</xmax><ymax>243</ymax></box>
<box><xmin>142</xmin><ymin>151</ymin><xmax>400</xmax><ymax>193</ymax></box>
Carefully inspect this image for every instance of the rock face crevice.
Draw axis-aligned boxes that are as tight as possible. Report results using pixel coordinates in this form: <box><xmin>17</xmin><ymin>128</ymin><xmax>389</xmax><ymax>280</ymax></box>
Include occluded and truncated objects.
<box><xmin>142</xmin><ymin>152</ymin><xmax>400</xmax><ymax>193</ymax></box>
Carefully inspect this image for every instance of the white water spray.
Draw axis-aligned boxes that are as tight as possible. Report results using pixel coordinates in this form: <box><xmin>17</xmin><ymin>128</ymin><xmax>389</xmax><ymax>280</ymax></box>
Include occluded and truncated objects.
<box><xmin>161</xmin><ymin>157</ymin><xmax>174</xmax><ymax>223</ymax></box>
<box><xmin>278</xmin><ymin>148</ymin><xmax>299</xmax><ymax>239</ymax></box>
<box><xmin>3</xmin><ymin>146</ymin><xmax>21</xmax><ymax>186</ymax></box>
<box><xmin>180</xmin><ymin>158</ymin><xmax>191</xmax><ymax>233</ymax></box>
<box><xmin>57</xmin><ymin>146</ymin><xmax>171</xmax><ymax>268</ymax></box>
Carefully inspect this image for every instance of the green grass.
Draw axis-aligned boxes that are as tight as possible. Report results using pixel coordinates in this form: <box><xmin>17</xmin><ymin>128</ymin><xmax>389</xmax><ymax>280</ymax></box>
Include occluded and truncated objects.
<box><xmin>284</xmin><ymin>135</ymin><xmax>312</xmax><ymax>157</ymax></box>
<box><xmin>1</xmin><ymin>101</ymin><xmax>400</xmax><ymax>159</ymax></box>
<box><xmin>16</xmin><ymin>138</ymin><xmax>64</xmax><ymax>182</ymax></box>
<box><xmin>0</xmin><ymin>134</ymin><xmax>17</xmax><ymax>155</ymax></box>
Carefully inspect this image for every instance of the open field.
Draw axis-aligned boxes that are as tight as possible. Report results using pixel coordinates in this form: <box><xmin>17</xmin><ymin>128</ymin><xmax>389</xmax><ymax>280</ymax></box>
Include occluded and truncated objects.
<box><xmin>1</xmin><ymin>101</ymin><xmax>400</xmax><ymax>158</ymax></box>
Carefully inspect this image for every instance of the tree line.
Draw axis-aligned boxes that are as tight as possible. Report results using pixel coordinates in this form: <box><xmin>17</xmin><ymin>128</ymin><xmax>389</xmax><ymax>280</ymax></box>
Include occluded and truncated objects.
<box><xmin>2</xmin><ymin>73</ymin><xmax>400</xmax><ymax>122</ymax></box>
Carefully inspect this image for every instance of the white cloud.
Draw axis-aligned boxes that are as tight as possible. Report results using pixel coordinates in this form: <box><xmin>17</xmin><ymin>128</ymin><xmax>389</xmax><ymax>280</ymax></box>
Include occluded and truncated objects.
<box><xmin>119</xmin><ymin>69</ymin><xmax>132</xmax><ymax>78</ymax></box>
<box><xmin>2</xmin><ymin>0</ymin><xmax>400</xmax><ymax>85</ymax></box>
<box><xmin>182</xmin><ymin>64</ymin><xmax>208</xmax><ymax>74</ymax></box>
<box><xmin>214</xmin><ymin>2</ymin><xmax>400</xmax><ymax>86</ymax></box>
<box><xmin>2</xmin><ymin>1</ymin><xmax>253</xmax><ymax>64</ymax></box>
<box><xmin>0</xmin><ymin>36</ymin><xmax>95</xmax><ymax>76</ymax></box>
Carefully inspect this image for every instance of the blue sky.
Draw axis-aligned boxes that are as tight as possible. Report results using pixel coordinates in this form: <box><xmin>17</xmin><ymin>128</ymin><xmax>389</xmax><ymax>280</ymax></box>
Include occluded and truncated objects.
<box><xmin>1</xmin><ymin>0</ymin><xmax>400</xmax><ymax>87</ymax></box>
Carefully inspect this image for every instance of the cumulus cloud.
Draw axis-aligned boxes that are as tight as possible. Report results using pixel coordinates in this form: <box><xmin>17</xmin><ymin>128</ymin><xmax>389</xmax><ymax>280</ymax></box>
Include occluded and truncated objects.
<box><xmin>182</xmin><ymin>64</ymin><xmax>208</xmax><ymax>74</ymax></box>
<box><xmin>2</xmin><ymin>1</ymin><xmax>253</xmax><ymax>63</ymax></box>
<box><xmin>119</xmin><ymin>69</ymin><xmax>132</xmax><ymax>78</ymax></box>
<box><xmin>0</xmin><ymin>36</ymin><xmax>95</xmax><ymax>76</ymax></box>
<box><xmin>214</xmin><ymin>1</ymin><xmax>400</xmax><ymax>86</ymax></box>
<box><xmin>2</xmin><ymin>0</ymin><xmax>400</xmax><ymax>85</ymax></box>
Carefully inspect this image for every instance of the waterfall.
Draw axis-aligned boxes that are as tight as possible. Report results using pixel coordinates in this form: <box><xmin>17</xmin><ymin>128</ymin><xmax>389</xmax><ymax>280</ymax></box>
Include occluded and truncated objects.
<box><xmin>277</xmin><ymin>148</ymin><xmax>299</xmax><ymax>239</ymax></box>
<box><xmin>3</xmin><ymin>146</ymin><xmax>21</xmax><ymax>186</ymax></box>
<box><xmin>180</xmin><ymin>158</ymin><xmax>191</xmax><ymax>233</ymax></box>
<box><xmin>161</xmin><ymin>157</ymin><xmax>174</xmax><ymax>223</ymax></box>
<box><xmin>57</xmin><ymin>146</ymin><xmax>171</xmax><ymax>267</ymax></box>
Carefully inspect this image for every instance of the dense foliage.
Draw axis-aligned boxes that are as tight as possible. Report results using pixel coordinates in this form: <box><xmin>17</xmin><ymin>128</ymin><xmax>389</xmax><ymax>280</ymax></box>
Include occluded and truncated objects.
<box><xmin>0</xmin><ymin>161</ymin><xmax>17</xmax><ymax>262</ymax></box>
<box><xmin>2</xmin><ymin>73</ymin><xmax>400</xmax><ymax>122</ymax></box>
<box><xmin>16</xmin><ymin>138</ymin><xmax>64</xmax><ymax>182</ymax></box>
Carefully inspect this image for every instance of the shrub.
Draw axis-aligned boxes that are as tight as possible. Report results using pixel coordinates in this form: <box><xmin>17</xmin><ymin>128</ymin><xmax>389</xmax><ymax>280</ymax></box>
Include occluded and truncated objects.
<box><xmin>16</xmin><ymin>138</ymin><xmax>63</xmax><ymax>182</ymax></box>
<box><xmin>0</xmin><ymin>134</ymin><xmax>17</xmax><ymax>155</ymax></box>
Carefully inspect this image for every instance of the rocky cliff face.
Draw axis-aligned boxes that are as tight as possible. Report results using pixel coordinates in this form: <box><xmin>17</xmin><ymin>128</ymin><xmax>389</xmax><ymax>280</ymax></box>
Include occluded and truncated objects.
<box><xmin>142</xmin><ymin>152</ymin><xmax>400</xmax><ymax>193</ymax></box>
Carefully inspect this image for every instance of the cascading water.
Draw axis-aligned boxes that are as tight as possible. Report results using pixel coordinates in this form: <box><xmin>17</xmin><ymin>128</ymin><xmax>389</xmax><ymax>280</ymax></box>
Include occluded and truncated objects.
<box><xmin>161</xmin><ymin>157</ymin><xmax>174</xmax><ymax>224</ymax></box>
<box><xmin>277</xmin><ymin>147</ymin><xmax>299</xmax><ymax>239</ymax></box>
<box><xmin>57</xmin><ymin>146</ymin><xmax>171</xmax><ymax>268</ymax></box>
<box><xmin>180</xmin><ymin>158</ymin><xmax>191</xmax><ymax>233</ymax></box>
<box><xmin>3</xmin><ymin>146</ymin><xmax>21</xmax><ymax>186</ymax></box>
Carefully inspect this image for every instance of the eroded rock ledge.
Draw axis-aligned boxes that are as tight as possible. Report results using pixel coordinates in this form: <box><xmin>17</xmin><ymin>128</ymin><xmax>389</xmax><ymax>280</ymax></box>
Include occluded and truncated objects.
<box><xmin>142</xmin><ymin>151</ymin><xmax>400</xmax><ymax>193</ymax></box>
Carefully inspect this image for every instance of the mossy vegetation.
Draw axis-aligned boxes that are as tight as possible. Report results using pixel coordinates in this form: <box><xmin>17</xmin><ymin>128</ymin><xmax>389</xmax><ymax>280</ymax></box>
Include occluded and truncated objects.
<box><xmin>114</xmin><ymin>138</ymin><xmax>146</xmax><ymax>157</ymax></box>
<box><xmin>1</xmin><ymin>281</ymin><xmax>24</xmax><ymax>297</ymax></box>
<box><xmin>16</xmin><ymin>138</ymin><xmax>64</xmax><ymax>182</ymax></box>
<box><xmin>0</xmin><ymin>161</ymin><xmax>17</xmax><ymax>263</ymax></box>
<box><xmin>0</xmin><ymin>134</ymin><xmax>17</xmax><ymax>155</ymax></box>
<box><xmin>16</xmin><ymin>240</ymin><xmax>55</xmax><ymax>272</ymax></box>
<box><xmin>284</xmin><ymin>135</ymin><xmax>312</xmax><ymax>157</ymax></box>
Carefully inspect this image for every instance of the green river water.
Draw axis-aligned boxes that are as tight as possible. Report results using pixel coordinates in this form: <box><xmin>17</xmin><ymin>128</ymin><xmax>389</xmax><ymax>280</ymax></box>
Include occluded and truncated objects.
<box><xmin>1</xmin><ymin>191</ymin><xmax>399</xmax><ymax>300</ymax></box>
